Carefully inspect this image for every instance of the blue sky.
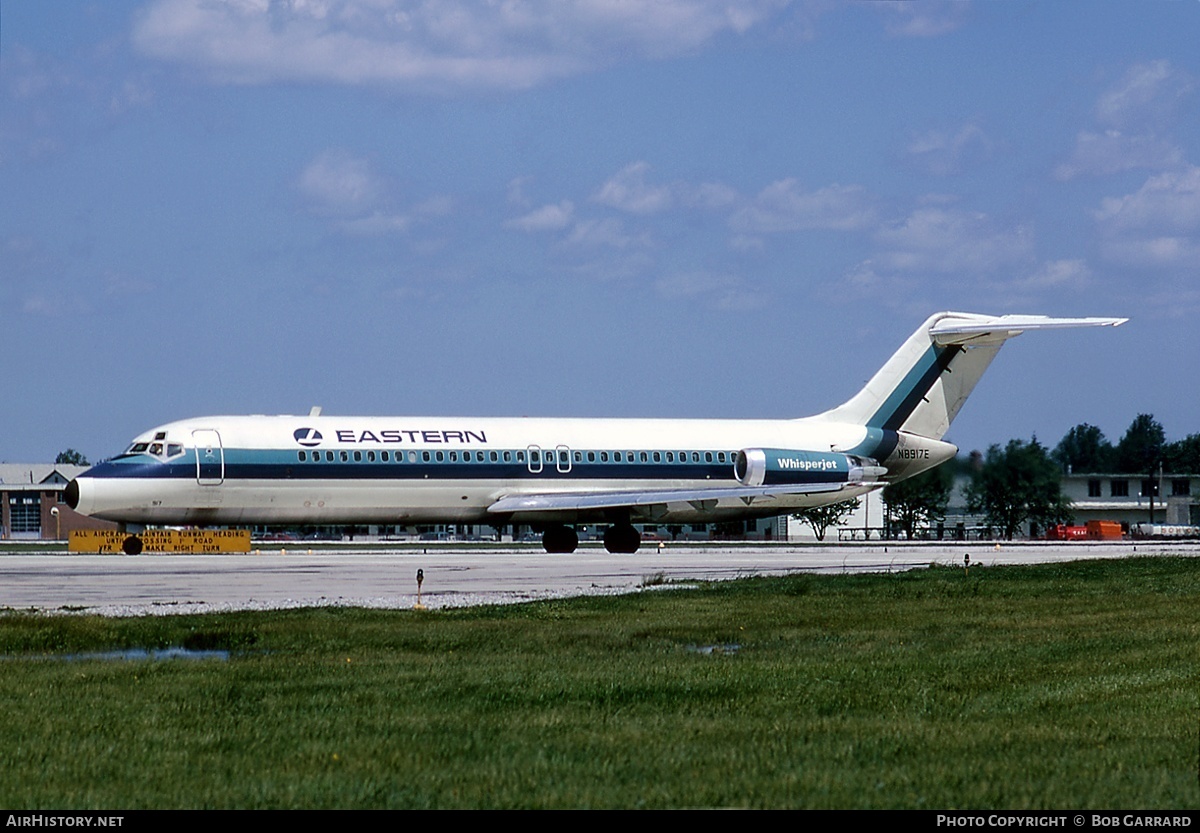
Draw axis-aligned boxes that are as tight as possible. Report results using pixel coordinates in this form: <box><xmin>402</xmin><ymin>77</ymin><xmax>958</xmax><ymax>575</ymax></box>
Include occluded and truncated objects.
<box><xmin>2</xmin><ymin>1</ymin><xmax>1197</xmax><ymax>463</ymax></box>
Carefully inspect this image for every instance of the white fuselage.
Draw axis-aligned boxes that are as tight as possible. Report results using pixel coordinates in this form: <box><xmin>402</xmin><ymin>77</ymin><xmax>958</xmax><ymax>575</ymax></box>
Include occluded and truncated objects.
<box><xmin>69</xmin><ymin>413</ymin><xmax>936</xmax><ymax>527</ymax></box>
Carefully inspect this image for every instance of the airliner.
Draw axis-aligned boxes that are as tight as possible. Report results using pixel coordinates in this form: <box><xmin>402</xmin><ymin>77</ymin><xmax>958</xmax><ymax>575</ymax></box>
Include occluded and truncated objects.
<box><xmin>67</xmin><ymin>311</ymin><xmax>1125</xmax><ymax>555</ymax></box>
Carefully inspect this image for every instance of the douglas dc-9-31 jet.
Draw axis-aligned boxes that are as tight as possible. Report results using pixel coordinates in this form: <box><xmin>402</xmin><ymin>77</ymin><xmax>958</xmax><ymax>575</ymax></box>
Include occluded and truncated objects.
<box><xmin>67</xmin><ymin>311</ymin><xmax>1126</xmax><ymax>554</ymax></box>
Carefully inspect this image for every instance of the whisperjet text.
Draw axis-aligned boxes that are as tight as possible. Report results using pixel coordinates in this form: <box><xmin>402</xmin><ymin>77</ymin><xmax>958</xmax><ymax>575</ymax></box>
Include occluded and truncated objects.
<box><xmin>776</xmin><ymin>456</ymin><xmax>839</xmax><ymax>471</ymax></box>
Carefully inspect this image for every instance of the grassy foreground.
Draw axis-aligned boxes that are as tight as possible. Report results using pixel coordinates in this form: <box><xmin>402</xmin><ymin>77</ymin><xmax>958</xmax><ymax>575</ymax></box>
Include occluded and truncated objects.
<box><xmin>1</xmin><ymin>557</ymin><xmax>1197</xmax><ymax>809</ymax></box>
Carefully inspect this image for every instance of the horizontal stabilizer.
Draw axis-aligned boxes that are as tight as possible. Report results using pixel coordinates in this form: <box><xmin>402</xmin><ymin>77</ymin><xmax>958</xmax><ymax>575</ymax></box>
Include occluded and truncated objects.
<box><xmin>930</xmin><ymin>314</ymin><xmax>1127</xmax><ymax>345</ymax></box>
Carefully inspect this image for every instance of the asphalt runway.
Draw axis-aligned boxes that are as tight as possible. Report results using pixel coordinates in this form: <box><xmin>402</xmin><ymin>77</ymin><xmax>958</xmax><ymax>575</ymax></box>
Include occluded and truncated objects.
<box><xmin>3</xmin><ymin>540</ymin><xmax>1197</xmax><ymax>616</ymax></box>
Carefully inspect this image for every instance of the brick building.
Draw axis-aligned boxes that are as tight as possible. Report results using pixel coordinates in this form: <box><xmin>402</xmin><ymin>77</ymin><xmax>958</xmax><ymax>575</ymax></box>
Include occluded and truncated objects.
<box><xmin>0</xmin><ymin>464</ymin><xmax>117</xmax><ymax>540</ymax></box>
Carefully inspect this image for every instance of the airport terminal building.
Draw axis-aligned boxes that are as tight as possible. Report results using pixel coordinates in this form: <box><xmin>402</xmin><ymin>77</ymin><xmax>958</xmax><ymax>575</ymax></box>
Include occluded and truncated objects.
<box><xmin>1060</xmin><ymin>472</ymin><xmax>1199</xmax><ymax>529</ymax></box>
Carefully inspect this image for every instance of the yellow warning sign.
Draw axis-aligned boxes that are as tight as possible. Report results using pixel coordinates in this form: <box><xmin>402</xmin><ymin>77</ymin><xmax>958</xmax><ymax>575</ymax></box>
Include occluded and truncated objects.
<box><xmin>70</xmin><ymin>529</ymin><xmax>252</xmax><ymax>554</ymax></box>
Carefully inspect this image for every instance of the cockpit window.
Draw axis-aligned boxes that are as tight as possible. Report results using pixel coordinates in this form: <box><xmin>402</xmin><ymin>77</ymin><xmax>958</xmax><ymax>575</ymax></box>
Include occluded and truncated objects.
<box><xmin>125</xmin><ymin>439</ymin><xmax>184</xmax><ymax>459</ymax></box>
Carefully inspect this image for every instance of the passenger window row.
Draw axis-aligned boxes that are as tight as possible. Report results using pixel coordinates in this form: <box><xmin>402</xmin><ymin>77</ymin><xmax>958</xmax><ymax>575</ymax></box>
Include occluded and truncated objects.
<box><xmin>295</xmin><ymin>449</ymin><xmax>733</xmax><ymax>465</ymax></box>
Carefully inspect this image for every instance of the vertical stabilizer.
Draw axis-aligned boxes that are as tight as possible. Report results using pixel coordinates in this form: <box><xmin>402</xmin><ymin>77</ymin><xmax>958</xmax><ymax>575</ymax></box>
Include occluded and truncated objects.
<box><xmin>814</xmin><ymin>312</ymin><xmax>1127</xmax><ymax>441</ymax></box>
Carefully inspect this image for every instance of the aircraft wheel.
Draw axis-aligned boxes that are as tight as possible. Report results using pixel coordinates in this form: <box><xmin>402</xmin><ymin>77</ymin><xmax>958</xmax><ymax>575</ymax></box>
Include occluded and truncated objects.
<box><xmin>603</xmin><ymin>524</ymin><xmax>641</xmax><ymax>554</ymax></box>
<box><xmin>122</xmin><ymin>535</ymin><xmax>144</xmax><ymax>556</ymax></box>
<box><xmin>542</xmin><ymin>525</ymin><xmax>578</xmax><ymax>554</ymax></box>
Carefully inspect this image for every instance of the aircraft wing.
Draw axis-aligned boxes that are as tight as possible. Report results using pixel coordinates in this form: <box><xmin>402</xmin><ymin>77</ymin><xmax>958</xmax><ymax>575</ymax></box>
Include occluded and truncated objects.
<box><xmin>487</xmin><ymin>482</ymin><xmax>852</xmax><ymax>515</ymax></box>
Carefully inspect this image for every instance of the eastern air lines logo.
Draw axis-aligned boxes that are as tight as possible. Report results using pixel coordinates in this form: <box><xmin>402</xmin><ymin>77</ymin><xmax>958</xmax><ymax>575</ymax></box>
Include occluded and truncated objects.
<box><xmin>293</xmin><ymin>428</ymin><xmax>323</xmax><ymax>447</ymax></box>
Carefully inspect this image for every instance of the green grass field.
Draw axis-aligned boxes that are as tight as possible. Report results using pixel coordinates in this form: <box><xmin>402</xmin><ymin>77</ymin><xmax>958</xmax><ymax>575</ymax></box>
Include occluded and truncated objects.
<box><xmin>1</xmin><ymin>557</ymin><xmax>1197</xmax><ymax>809</ymax></box>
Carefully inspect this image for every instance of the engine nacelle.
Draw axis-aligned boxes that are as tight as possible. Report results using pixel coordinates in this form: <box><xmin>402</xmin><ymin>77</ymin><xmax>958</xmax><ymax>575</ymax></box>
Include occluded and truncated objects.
<box><xmin>734</xmin><ymin>448</ymin><xmax>886</xmax><ymax>487</ymax></box>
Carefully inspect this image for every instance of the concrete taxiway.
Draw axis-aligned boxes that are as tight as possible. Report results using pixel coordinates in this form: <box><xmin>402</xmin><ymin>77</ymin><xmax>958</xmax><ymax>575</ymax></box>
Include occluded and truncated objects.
<box><xmin>2</xmin><ymin>541</ymin><xmax>1196</xmax><ymax>616</ymax></box>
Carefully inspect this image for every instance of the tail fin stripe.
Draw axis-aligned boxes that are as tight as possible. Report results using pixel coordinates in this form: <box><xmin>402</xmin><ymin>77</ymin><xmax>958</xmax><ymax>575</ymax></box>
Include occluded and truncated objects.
<box><xmin>867</xmin><ymin>345</ymin><xmax>962</xmax><ymax>431</ymax></box>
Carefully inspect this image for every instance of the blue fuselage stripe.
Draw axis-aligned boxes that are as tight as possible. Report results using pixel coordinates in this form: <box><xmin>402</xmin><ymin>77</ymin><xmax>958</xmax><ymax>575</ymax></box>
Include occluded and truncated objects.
<box><xmin>85</xmin><ymin>456</ymin><xmax>844</xmax><ymax>483</ymax></box>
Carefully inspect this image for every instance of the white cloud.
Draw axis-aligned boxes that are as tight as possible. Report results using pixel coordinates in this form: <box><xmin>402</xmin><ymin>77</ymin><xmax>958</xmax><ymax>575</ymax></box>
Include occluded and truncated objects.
<box><xmin>729</xmin><ymin>233</ymin><xmax>764</xmax><ymax>252</ymax></box>
<box><xmin>905</xmin><ymin>122</ymin><xmax>993</xmax><ymax>177</ymax></box>
<box><xmin>506</xmin><ymin>201</ymin><xmax>575</xmax><ymax>232</ymax></box>
<box><xmin>830</xmin><ymin>260</ymin><xmax>924</xmax><ymax>315</ymax></box>
<box><xmin>1054</xmin><ymin>130</ymin><xmax>1183</xmax><ymax>180</ymax></box>
<box><xmin>1054</xmin><ymin>61</ymin><xmax>1193</xmax><ymax>181</ymax></box>
<box><xmin>873</xmin><ymin>207</ymin><xmax>1033</xmax><ymax>275</ymax></box>
<box><xmin>296</xmin><ymin>148</ymin><xmax>429</xmax><ymax>235</ymax></box>
<box><xmin>592</xmin><ymin>162</ymin><xmax>741</xmax><ymax>216</ymax></box>
<box><xmin>1095</xmin><ymin>60</ymin><xmax>1194</xmax><ymax>129</ymax></box>
<box><xmin>593</xmin><ymin>162</ymin><xmax>674</xmax><ymax>214</ymax></box>
<box><xmin>506</xmin><ymin>177</ymin><xmax>533</xmax><ymax>207</ymax></box>
<box><xmin>566</xmin><ymin>217</ymin><xmax>644</xmax><ymax>249</ymax></box>
<box><xmin>133</xmin><ymin>0</ymin><xmax>786</xmax><ymax>91</ymax></box>
<box><xmin>109</xmin><ymin>77</ymin><xmax>156</xmax><ymax>115</ymax></box>
<box><xmin>1094</xmin><ymin>166</ymin><xmax>1200</xmax><ymax>232</ymax></box>
<box><xmin>1093</xmin><ymin>167</ymin><xmax>1200</xmax><ymax>270</ymax></box>
<box><xmin>1100</xmin><ymin>235</ymin><xmax>1200</xmax><ymax>268</ymax></box>
<box><xmin>731</xmin><ymin>180</ymin><xmax>876</xmax><ymax>233</ymax></box>
<box><xmin>655</xmin><ymin>271</ymin><xmax>764</xmax><ymax>310</ymax></box>
<box><xmin>876</xmin><ymin>0</ymin><xmax>969</xmax><ymax>38</ymax></box>
<box><xmin>838</xmin><ymin>255</ymin><xmax>1091</xmax><ymax>313</ymax></box>
<box><xmin>1013</xmin><ymin>259</ymin><xmax>1091</xmax><ymax>291</ymax></box>
<box><xmin>686</xmin><ymin>181</ymin><xmax>740</xmax><ymax>210</ymax></box>
<box><xmin>298</xmin><ymin>149</ymin><xmax>383</xmax><ymax>215</ymax></box>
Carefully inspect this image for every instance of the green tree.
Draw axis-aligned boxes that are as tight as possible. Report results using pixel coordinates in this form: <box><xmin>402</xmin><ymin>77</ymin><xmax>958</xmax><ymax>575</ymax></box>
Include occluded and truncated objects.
<box><xmin>967</xmin><ymin>438</ymin><xmax>1072</xmax><ymax>540</ymax></box>
<box><xmin>1052</xmin><ymin>423</ymin><xmax>1115</xmax><ymax>473</ymax></box>
<box><xmin>1164</xmin><ymin>433</ymin><xmax>1200</xmax><ymax>474</ymax></box>
<box><xmin>792</xmin><ymin>498</ymin><xmax>860</xmax><ymax>541</ymax></box>
<box><xmin>55</xmin><ymin>448</ymin><xmax>89</xmax><ymax>466</ymax></box>
<box><xmin>883</xmin><ymin>464</ymin><xmax>953</xmax><ymax>538</ymax></box>
<box><xmin>1115</xmin><ymin>414</ymin><xmax>1165</xmax><ymax>475</ymax></box>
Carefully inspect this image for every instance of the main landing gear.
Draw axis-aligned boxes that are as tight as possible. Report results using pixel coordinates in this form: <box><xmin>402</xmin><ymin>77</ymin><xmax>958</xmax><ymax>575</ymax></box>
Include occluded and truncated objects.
<box><xmin>541</xmin><ymin>525</ymin><xmax>579</xmax><ymax>554</ymax></box>
<box><xmin>538</xmin><ymin>523</ymin><xmax>642</xmax><ymax>554</ymax></box>
<box><xmin>603</xmin><ymin>523</ymin><xmax>641</xmax><ymax>554</ymax></box>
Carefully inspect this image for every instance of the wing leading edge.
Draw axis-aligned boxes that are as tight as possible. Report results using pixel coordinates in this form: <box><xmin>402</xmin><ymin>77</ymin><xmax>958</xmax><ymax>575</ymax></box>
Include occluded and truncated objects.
<box><xmin>487</xmin><ymin>481</ymin><xmax>854</xmax><ymax>516</ymax></box>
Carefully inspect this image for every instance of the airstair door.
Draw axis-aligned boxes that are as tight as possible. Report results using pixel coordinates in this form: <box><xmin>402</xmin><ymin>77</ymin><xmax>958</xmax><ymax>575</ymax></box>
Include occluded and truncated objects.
<box><xmin>193</xmin><ymin>429</ymin><xmax>225</xmax><ymax>485</ymax></box>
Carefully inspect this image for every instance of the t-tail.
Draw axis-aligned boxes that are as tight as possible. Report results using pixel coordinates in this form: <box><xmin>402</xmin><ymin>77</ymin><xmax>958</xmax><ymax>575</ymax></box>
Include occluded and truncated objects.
<box><xmin>814</xmin><ymin>312</ymin><xmax>1127</xmax><ymax>481</ymax></box>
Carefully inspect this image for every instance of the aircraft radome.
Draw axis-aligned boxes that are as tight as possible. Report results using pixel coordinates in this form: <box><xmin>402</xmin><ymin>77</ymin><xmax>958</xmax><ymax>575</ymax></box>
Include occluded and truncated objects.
<box><xmin>67</xmin><ymin>311</ymin><xmax>1126</xmax><ymax>554</ymax></box>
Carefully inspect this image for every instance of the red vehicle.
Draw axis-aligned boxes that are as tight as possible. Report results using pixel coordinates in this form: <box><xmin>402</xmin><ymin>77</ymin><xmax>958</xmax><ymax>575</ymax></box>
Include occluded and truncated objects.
<box><xmin>1046</xmin><ymin>524</ymin><xmax>1088</xmax><ymax>541</ymax></box>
